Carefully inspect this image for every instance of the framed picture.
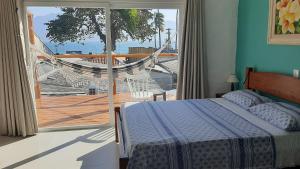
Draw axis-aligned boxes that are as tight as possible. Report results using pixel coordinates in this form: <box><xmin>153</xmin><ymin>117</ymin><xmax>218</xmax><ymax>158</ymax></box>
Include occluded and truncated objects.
<box><xmin>268</xmin><ymin>0</ymin><xmax>300</xmax><ymax>45</ymax></box>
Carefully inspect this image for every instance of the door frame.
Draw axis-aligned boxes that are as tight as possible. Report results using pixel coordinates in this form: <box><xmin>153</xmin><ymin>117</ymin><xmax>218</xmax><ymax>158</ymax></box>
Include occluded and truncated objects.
<box><xmin>22</xmin><ymin>0</ymin><xmax>184</xmax><ymax>131</ymax></box>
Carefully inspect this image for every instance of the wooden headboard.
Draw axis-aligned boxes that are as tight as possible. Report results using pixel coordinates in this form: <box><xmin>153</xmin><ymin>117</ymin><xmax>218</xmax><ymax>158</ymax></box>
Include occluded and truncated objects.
<box><xmin>245</xmin><ymin>67</ymin><xmax>300</xmax><ymax>104</ymax></box>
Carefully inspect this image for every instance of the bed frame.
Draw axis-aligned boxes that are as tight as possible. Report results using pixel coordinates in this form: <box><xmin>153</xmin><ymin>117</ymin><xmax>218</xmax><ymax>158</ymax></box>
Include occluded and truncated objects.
<box><xmin>245</xmin><ymin>67</ymin><xmax>300</xmax><ymax>104</ymax></box>
<box><xmin>115</xmin><ymin>67</ymin><xmax>300</xmax><ymax>169</ymax></box>
<box><xmin>114</xmin><ymin>107</ymin><xmax>129</xmax><ymax>169</ymax></box>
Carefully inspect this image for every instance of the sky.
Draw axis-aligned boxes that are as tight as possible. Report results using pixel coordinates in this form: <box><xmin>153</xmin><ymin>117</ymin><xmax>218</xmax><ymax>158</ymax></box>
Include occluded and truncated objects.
<box><xmin>27</xmin><ymin>7</ymin><xmax>178</xmax><ymax>53</ymax></box>
<box><xmin>28</xmin><ymin>7</ymin><xmax>177</xmax><ymax>22</ymax></box>
<box><xmin>27</xmin><ymin>7</ymin><xmax>62</xmax><ymax>16</ymax></box>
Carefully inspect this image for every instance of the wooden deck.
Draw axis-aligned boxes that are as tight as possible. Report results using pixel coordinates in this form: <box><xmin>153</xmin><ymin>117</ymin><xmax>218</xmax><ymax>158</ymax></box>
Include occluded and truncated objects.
<box><xmin>36</xmin><ymin>93</ymin><xmax>175</xmax><ymax>128</ymax></box>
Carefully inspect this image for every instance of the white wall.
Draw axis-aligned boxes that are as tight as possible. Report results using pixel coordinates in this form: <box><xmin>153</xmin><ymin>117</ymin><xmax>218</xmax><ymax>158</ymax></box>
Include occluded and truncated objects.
<box><xmin>204</xmin><ymin>0</ymin><xmax>239</xmax><ymax>97</ymax></box>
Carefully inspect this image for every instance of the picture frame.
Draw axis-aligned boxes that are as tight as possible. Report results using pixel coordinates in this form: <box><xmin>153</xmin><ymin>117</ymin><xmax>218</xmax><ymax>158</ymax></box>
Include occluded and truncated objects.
<box><xmin>268</xmin><ymin>0</ymin><xmax>300</xmax><ymax>45</ymax></box>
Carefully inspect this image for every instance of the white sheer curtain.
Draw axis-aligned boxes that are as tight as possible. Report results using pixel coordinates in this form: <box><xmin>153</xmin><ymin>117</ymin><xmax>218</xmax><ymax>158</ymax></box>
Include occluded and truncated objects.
<box><xmin>0</xmin><ymin>0</ymin><xmax>38</xmax><ymax>136</ymax></box>
<box><xmin>177</xmin><ymin>0</ymin><xmax>207</xmax><ymax>100</ymax></box>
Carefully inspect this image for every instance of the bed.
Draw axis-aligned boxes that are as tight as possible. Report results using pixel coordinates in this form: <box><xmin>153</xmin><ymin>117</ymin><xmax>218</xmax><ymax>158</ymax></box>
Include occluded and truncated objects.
<box><xmin>115</xmin><ymin>68</ymin><xmax>300</xmax><ymax>169</ymax></box>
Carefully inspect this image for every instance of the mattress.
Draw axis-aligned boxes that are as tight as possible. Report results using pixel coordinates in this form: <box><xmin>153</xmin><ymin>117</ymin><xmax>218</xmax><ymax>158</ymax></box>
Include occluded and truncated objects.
<box><xmin>117</xmin><ymin>98</ymin><xmax>300</xmax><ymax>169</ymax></box>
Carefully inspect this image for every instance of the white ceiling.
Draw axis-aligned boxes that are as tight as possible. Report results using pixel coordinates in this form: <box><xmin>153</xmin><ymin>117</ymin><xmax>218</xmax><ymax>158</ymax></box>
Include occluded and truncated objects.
<box><xmin>23</xmin><ymin>0</ymin><xmax>185</xmax><ymax>9</ymax></box>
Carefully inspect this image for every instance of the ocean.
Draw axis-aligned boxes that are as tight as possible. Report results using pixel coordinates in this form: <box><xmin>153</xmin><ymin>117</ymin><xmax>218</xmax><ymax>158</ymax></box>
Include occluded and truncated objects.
<box><xmin>46</xmin><ymin>40</ymin><xmax>176</xmax><ymax>54</ymax></box>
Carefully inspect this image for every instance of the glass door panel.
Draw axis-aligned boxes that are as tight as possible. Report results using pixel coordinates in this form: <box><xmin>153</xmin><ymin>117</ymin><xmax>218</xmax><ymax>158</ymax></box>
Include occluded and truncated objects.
<box><xmin>110</xmin><ymin>9</ymin><xmax>179</xmax><ymax>108</ymax></box>
<box><xmin>27</xmin><ymin>7</ymin><xmax>111</xmax><ymax>128</ymax></box>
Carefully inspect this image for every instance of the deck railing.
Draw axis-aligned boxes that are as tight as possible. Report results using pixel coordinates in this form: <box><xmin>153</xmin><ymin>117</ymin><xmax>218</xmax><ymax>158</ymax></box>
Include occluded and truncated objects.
<box><xmin>53</xmin><ymin>53</ymin><xmax>178</xmax><ymax>65</ymax></box>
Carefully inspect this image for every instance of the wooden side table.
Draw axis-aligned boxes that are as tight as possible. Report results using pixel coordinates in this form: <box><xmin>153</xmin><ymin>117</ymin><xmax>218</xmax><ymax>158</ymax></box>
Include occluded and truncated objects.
<box><xmin>153</xmin><ymin>91</ymin><xmax>167</xmax><ymax>101</ymax></box>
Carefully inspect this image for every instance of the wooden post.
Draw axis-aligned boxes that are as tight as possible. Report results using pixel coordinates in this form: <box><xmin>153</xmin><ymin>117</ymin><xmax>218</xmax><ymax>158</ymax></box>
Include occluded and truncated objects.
<box><xmin>34</xmin><ymin>67</ymin><xmax>41</xmax><ymax>99</ymax></box>
<box><xmin>119</xmin><ymin>158</ymin><xmax>129</xmax><ymax>169</ymax></box>
<box><xmin>27</xmin><ymin>13</ymin><xmax>35</xmax><ymax>45</ymax></box>
<box><xmin>114</xmin><ymin>107</ymin><xmax>120</xmax><ymax>143</ymax></box>
<box><xmin>28</xmin><ymin>13</ymin><xmax>41</xmax><ymax>99</ymax></box>
<box><xmin>115</xmin><ymin>106</ymin><xmax>129</xmax><ymax>169</ymax></box>
<box><xmin>245</xmin><ymin>67</ymin><xmax>254</xmax><ymax>89</ymax></box>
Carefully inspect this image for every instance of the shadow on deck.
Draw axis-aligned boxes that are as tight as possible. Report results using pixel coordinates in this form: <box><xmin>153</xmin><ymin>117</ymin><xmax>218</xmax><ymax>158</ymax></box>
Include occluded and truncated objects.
<box><xmin>36</xmin><ymin>93</ymin><xmax>176</xmax><ymax>128</ymax></box>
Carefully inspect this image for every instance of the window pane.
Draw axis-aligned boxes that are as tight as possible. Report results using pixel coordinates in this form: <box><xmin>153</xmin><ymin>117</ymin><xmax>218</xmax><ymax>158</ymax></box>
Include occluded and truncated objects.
<box><xmin>28</xmin><ymin>7</ymin><xmax>110</xmax><ymax>128</ymax></box>
<box><xmin>110</xmin><ymin>9</ymin><xmax>179</xmax><ymax>106</ymax></box>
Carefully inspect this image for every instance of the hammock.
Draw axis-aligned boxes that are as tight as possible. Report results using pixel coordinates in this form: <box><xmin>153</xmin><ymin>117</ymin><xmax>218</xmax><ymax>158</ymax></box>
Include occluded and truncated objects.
<box><xmin>33</xmin><ymin>38</ymin><xmax>171</xmax><ymax>78</ymax></box>
<box><xmin>32</xmin><ymin>34</ymin><xmax>176</xmax><ymax>92</ymax></box>
<box><xmin>56</xmin><ymin>52</ymin><xmax>154</xmax><ymax>77</ymax></box>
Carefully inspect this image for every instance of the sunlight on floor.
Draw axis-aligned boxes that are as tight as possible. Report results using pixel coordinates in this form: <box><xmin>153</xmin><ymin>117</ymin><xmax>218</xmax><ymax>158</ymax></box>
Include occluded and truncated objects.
<box><xmin>0</xmin><ymin>127</ymin><xmax>118</xmax><ymax>169</ymax></box>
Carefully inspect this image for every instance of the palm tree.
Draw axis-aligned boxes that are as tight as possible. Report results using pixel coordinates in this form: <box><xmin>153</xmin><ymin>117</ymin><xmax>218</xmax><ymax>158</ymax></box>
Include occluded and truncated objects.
<box><xmin>154</xmin><ymin>10</ymin><xmax>165</xmax><ymax>49</ymax></box>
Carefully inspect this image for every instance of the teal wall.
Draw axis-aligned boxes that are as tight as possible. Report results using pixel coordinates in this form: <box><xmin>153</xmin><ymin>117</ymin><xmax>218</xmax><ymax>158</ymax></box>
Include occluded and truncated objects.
<box><xmin>236</xmin><ymin>0</ymin><xmax>300</xmax><ymax>87</ymax></box>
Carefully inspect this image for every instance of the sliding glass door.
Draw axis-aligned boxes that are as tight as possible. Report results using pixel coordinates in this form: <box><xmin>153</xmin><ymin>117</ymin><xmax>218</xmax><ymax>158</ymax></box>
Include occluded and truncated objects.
<box><xmin>23</xmin><ymin>1</ymin><xmax>183</xmax><ymax>130</ymax></box>
<box><xmin>25</xmin><ymin>5</ymin><xmax>113</xmax><ymax>129</ymax></box>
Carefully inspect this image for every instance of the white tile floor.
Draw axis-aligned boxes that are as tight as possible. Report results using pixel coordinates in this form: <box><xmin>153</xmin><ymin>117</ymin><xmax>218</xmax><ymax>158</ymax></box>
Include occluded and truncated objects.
<box><xmin>0</xmin><ymin>127</ymin><xmax>118</xmax><ymax>169</ymax></box>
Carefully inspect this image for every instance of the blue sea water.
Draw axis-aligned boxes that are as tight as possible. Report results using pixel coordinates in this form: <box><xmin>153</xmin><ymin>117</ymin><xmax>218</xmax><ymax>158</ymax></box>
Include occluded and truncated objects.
<box><xmin>46</xmin><ymin>40</ymin><xmax>176</xmax><ymax>54</ymax></box>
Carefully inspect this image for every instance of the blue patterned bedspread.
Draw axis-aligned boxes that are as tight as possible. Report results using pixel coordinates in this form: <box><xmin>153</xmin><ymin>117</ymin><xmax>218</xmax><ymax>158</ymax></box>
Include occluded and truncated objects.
<box><xmin>120</xmin><ymin>99</ymin><xmax>276</xmax><ymax>169</ymax></box>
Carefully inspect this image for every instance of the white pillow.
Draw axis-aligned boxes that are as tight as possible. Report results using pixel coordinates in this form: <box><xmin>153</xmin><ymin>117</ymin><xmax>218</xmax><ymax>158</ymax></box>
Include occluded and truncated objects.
<box><xmin>249</xmin><ymin>102</ymin><xmax>300</xmax><ymax>131</ymax></box>
<box><xmin>223</xmin><ymin>89</ymin><xmax>272</xmax><ymax>109</ymax></box>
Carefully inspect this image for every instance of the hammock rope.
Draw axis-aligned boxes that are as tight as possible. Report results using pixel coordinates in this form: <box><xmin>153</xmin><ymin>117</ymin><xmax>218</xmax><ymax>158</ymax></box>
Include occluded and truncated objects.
<box><xmin>34</xmin><ymin>34</ymin><xmax>174</xmax><ymax>77</ymax></box>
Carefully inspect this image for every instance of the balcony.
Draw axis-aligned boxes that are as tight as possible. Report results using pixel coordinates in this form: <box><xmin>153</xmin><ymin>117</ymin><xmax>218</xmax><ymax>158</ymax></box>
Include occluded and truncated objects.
<box><xmin>34</xmin><ymin>51</ymin><xmax>178</xmax><ymax>128</ymax></box>
<box><xmin>27</xmin><ymin>12</ymin><xmax>178</xmax><ymax>129</ymax></box>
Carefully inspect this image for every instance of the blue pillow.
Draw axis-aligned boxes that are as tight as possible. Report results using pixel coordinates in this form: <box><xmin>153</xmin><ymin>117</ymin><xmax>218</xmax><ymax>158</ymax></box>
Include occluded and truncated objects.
<box><xmin>223</xmin><ymin>90</ymin><xmax>272</xmax><ymax>109</ymax></box>
<box><xmin>249</xmin><ymin>102</ymin><xmax>300</xmax><ymax>131</ymax></box>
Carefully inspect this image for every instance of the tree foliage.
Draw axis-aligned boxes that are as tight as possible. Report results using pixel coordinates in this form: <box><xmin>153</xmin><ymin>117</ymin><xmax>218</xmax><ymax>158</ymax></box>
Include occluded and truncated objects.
<box><xmin>46</xmin><ymin>8</ymin><xmax>157</xmax><ymax>51</ymax></box>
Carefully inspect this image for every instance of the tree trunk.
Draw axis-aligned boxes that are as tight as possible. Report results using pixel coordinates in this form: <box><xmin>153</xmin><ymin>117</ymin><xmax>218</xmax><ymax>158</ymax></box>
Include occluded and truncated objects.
<box><xmin>90</xmin><ymin>15</ymin><xmax>107</xmax><ymax>52</ymax></box>
<box><xmin>111</xmin><ymin>28</ymin><xmax>117</xmax><ymax>51</ymax></box>
<box><xmin>159</xmin><ymin>28</ymin><xmax>161</xmax><ymax>49</ymax></box>
<box><xmin>158</xmin><ymin>9</ymin><xmax>161</xmax><ymax>49</ymax></box>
